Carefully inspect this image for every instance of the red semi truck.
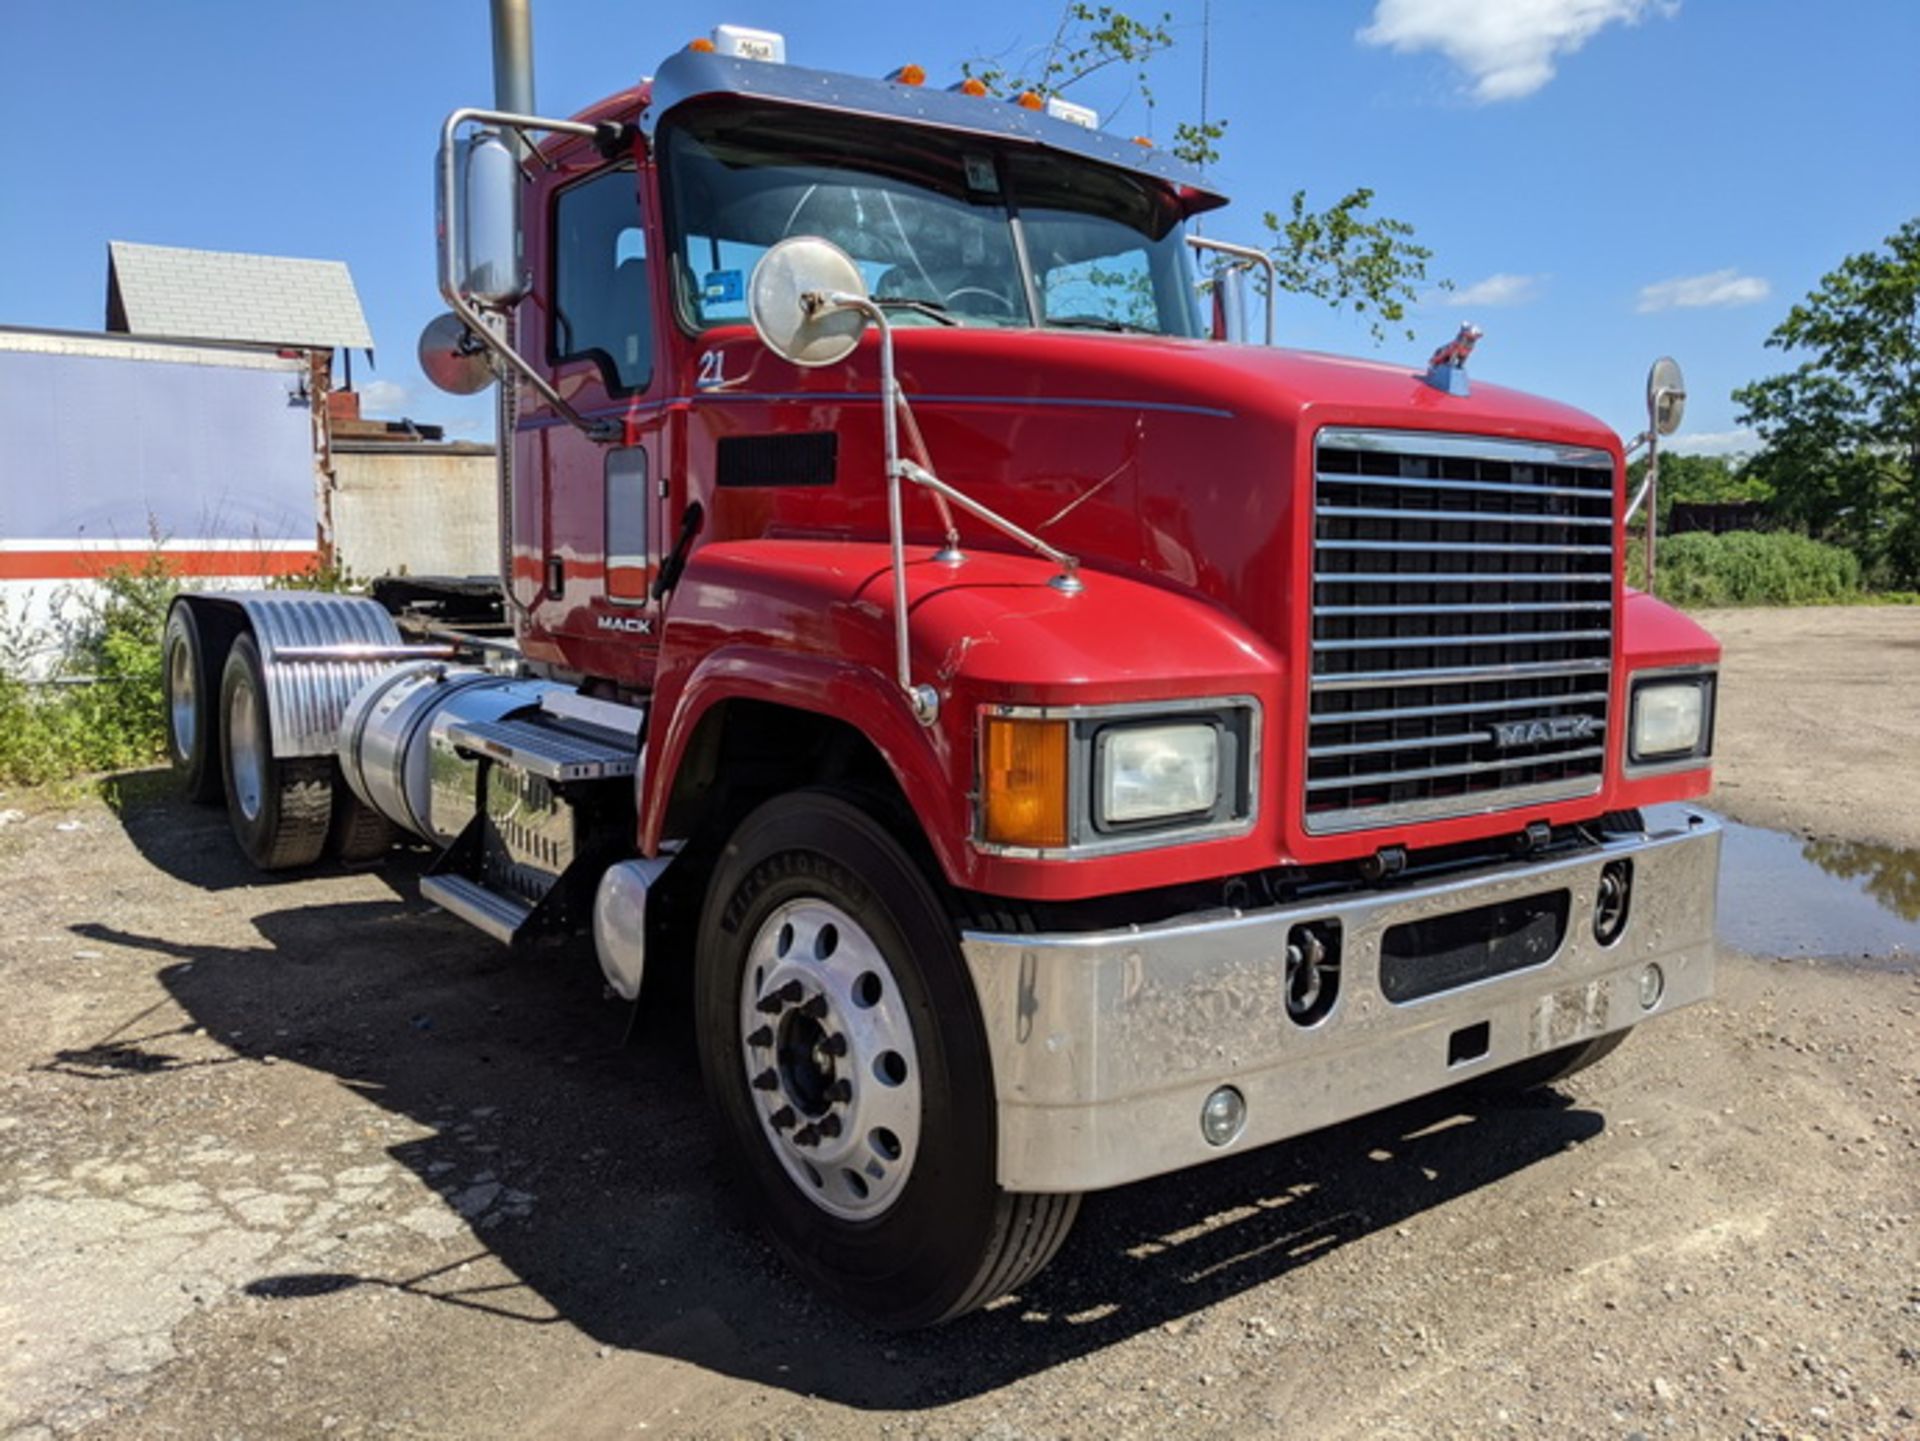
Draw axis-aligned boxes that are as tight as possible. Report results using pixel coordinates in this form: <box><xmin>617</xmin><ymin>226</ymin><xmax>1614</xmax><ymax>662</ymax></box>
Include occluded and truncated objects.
<box><xmin>162</xmin><ymin>10</ymin><xmax>1723</xmax><ymax>1327</ymax></box>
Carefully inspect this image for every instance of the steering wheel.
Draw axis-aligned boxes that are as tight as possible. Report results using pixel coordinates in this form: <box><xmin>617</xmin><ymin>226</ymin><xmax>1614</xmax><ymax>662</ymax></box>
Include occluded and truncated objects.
<box><xmin>943</xmin><ymin>285</ymin><xmax>1017</xmax><ymax>317</ymax></box>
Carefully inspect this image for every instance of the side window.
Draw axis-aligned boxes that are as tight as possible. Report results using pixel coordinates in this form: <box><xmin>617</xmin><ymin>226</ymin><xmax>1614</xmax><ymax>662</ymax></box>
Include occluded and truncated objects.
<box><xmin>605</xmin><ymin>447</ymin><xmax>650</xmax><ymax>605</ymax></box>
<box><xmin>552</xmin><ymin>168</ymin><xmax>653</xmax><ymax>394</ymax></box>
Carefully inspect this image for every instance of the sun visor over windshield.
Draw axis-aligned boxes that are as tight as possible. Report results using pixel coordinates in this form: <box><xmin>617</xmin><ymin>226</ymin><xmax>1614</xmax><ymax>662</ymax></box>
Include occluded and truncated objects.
<box><xmin>642</xmin><ymin>48</ymin><xmax>1229</xmax><ymax>220</ymax></box>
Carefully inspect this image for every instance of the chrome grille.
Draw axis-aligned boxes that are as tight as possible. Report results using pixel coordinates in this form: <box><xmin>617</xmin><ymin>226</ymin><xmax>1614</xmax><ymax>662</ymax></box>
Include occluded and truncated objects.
<box><xmin>1306</xmin><ymin>428</ymin><xmax>1616</xmax><ymax>834</ymax></box>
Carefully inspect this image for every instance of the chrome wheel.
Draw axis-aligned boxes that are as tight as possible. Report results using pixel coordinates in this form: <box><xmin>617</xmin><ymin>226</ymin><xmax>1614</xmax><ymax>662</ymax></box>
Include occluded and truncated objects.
<box><xmin>738</xmin><ymin>898</ymin><xmax>922</xmax><ymax>1221</ymax></box>
<box><xmin>167</xmin><ymin>634</ymin><xmax>197</xmax><ymax>761</ymax></box>
<box><xmin>228</xmin><ymin>677</ymin><xmax>266</xmax><ymax>822</ymax></box>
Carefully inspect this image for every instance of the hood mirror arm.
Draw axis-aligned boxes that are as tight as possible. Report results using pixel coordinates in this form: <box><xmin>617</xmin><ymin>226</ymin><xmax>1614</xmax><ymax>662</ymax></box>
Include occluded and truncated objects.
<box><xmin>803</xmin><ymin>287</ymin><xmax>1083</xmax><ymax>726</ymax></box>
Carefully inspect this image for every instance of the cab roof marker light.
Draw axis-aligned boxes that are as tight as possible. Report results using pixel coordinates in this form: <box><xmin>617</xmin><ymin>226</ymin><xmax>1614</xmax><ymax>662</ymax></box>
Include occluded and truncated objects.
<box><xmin>886</xmin><ymin>63</ymin><xmax>927</xmax><ymax>87</ymax></box>
<box><xmin>950</xmin><ymin>76</ymin><xmax>990</xmax><ymax>97</ymax></box>
<box><xmin>1013</xmin><ymin>90</ymin><xmax>1045</xmax><ymax>111</ymax></box>
<box><xmin>711</xmin><ymin>24</ymin><xmax>786</xmax><ymax>63</ymax></box>
<box><xmin>1045</xmin><ymin>96</ymin><xmax>1100</xmax><ymax>129</ymax></box>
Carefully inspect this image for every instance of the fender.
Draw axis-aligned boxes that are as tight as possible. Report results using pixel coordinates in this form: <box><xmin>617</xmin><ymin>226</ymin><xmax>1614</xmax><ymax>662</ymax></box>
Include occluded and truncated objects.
<box><xmin>640</xmin><ymin>537</ymin><xmax>1290</xmax><ymax>900</ymax></box>
<box><xmin>171</xmin><ymin>591</ymin><xmax>401</xmax><ymax>758</ymax></box>
<box><xmin>642</xmin><ymin>638</ymin><xmax>967</xmax><ymax>865</ymax></box>
<box><xmin>1619</xmin><ymin>587</ymin><xmax>1720</xmax><ymax>670</ymax></box>
<box><xmin>1610</xmin><ymin>588</ymin><xmax>1721</xmax><ymax>812</ymax></box>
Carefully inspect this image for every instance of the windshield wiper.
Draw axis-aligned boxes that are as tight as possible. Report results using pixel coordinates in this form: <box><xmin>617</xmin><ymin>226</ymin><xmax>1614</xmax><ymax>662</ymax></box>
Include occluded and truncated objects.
<box><xmin>872</xmin><ymin>297</ymin><xmax>958</xmax><ymax>327</ymax></box>
<box><xmin>1044</xmin><ymin>314</ymin><xmax>1155</xmax><ymax>334</ymax></box>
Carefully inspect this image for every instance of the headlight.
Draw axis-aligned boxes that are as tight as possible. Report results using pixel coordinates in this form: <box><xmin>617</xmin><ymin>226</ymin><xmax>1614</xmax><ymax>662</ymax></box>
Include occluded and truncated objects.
<box><xmin>976</xmin><ymin>700</ymin><xmax>1256</xmax><ymax>854</ymax></box>
<box><xmin>1099</xmin><ymin>722</ymin><xmax>1219</xmax><ymax>825</ymax></box>
<box><xmin>1628</xmin><ymin>673</ymin><xmax>1714</xmax><ymax>767</ymax></box>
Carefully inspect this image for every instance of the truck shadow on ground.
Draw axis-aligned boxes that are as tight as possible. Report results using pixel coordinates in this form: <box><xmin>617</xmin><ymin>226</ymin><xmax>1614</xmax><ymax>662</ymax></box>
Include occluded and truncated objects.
<box><xmin>77</xmin><ymin>794</ymin><xmax>1607</xmax><ymax>1411</ymax></box>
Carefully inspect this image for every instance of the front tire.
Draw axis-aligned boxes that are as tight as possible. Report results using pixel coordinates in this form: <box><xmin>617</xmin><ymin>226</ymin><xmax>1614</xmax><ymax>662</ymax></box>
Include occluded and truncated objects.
<box><xmin>694</xmin><ymin>790</ymin><xmax>1078</xmax><ymax>1328</ymax></box>
<box><xmin>219</xmin><ymin>633</ymin><xmax>332</xmax><ymax>871</ymax></box>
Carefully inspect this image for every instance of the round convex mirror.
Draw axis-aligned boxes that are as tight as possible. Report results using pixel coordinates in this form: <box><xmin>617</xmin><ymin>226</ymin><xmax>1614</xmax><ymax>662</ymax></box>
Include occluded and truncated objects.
<box><xmin>748</xmin><ymin>237</ymin><xmax>870</xmax><ymax>368</ymax></box>
<box><xmin>417</xmin><ymin>312</ymin><xmax>495</xmax><ymax>395</ymax></box>
<box><xmin>1647</xmin><ymin>356</ymin><xmax>1687</xmax><ymax>436</ymax></box>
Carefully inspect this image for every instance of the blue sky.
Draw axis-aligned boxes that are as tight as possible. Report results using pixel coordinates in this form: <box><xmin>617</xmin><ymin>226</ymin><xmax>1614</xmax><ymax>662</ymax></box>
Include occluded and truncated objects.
<box><xmin>2</xmin><ymin>1</ymin><xmax>1914</xmax><ymax>452</ymax></box>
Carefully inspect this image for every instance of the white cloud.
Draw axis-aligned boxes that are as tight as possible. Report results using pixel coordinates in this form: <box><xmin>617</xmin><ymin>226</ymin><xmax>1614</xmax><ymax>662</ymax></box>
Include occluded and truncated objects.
<box><xmin>358</xmin><ymin>379</ymin><xmax>412</xmax><ymax>417</ymax></box>
<box><xmin>1667</xmin><ymin>428</ymin><xmax>1759</xmax><ymax>457</ymax></box>
<box><xmin>1359</xmin><ymin>0</ymin><xmax>1676</xmax><ymax>102</ymax></box>
<box><xmin>1430</xmin><ymin>272</ymin><xmax>1546</xmax><ymax>308</ymax></box>
<box><xmin>1635</xmin><ymin>268</ymin><xmax>1771</xmax><ymax>313</ymax></box>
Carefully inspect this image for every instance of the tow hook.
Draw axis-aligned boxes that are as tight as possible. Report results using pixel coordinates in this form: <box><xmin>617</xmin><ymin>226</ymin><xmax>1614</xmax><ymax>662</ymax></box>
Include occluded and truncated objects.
<box><xmin>1284</xmin><ymin>921</ymin><xmax>1342</xmax><ymax>1026</ymax></box>
<box><xmin>1594</xmin><ymin>859</ymin><xmax>1633</xmax><ymax>945</ymax></box>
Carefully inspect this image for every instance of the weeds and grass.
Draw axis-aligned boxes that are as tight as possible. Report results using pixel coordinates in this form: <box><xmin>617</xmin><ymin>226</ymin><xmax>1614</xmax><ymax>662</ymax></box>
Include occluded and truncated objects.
<box><xmin>1646</xmin><ymin>531</ymin><xmax>1866</xmax><ymax>609</ymax></box>
<box><xmin>1625</xmin><ymin>530</ymin><xmax>1918</xmax><ymax>608</ymax></box>
<box><xmin>0</xmin><ymin>556</ymin><xmax>182</xmax><ymax>787</ymax></box>
<box><xmin>0</xmin><ymin>552</ymin><xmax>352</xmax><ymax>789</ymax></box>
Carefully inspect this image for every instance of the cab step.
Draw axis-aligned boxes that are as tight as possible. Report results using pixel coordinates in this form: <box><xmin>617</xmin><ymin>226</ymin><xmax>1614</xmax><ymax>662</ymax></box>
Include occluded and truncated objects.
<box><xmin>442</xmin><ymin>713</ymin><xmax>637</xmax><ymax>782</ymax></box>
<box><xmin>419</xmin><ymin>872</ymin><xmax>534</xmax><ymax>944</ymax></box>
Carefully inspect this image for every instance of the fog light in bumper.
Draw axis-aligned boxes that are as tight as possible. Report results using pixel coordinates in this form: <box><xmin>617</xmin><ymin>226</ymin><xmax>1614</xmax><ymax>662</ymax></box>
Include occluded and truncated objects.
<box><xmin>1638</xmin><ymin>962</ymin><xmax>1665</xmax><ymax>1010</ymax></box>
<box><xmin>1201</xmin><ymin>1086</ymin><xmax>1247</xmax><ymax>1147</ymax></box>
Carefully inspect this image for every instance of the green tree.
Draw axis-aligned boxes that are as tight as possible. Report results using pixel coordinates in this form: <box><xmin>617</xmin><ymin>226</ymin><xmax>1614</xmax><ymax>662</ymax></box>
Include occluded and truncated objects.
<box><xmin>965</xmin><ymin>4</ymin><xmax>1440</xmax><ymax>341</ymax></box>
<box><xmin>1734</xmin><ymin>218</ymin><xmax>1920</xmax><ymax>584</ymax></box>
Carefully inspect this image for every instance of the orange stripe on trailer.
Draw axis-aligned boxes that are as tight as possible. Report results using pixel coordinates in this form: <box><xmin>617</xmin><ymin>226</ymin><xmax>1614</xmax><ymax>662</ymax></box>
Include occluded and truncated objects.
<box><xmin>0</xmin><ymin>549</ymin><xmax>320</xmax><ymax>581</ymax></box>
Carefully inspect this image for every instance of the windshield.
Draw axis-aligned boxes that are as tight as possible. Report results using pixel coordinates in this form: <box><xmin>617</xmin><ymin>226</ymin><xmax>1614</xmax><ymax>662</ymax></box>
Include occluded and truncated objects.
<box><xmin>662</xmin><ymin>108</ymin><xmax>1203</xmax><ymax>337</ymax></box>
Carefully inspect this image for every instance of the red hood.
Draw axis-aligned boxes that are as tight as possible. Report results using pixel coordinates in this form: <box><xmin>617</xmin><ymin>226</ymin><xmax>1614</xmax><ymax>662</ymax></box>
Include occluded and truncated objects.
<box><xmin>887</xmin><ymin>327</ymin><xmax>1622</xmax><ymax>455</ymax></box>
<box><xmin>696</xmin><ymin>323</ymin><xmax>1626</xmax><ymax>668</ymax></box>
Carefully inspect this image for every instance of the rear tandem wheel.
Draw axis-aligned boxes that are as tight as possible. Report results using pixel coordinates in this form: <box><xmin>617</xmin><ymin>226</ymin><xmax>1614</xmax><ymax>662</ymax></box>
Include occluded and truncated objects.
<box><xmin>218</xmin><ymin>632</ymin><xmax>333</xmax><ymax>871</ymax></box>
<box><xmin>162</xmin><ymin>603</ymin><xmax>224</xmax><ymax>805</ymax></box>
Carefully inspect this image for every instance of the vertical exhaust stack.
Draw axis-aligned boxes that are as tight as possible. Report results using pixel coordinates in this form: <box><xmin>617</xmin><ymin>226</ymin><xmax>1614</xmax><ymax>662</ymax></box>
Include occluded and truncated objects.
<box><xmin>491</xmin><ymin>0</ymin><xmax>535</xmax><ymax>119</ymax></box>
<box><xmin>488</xmin><ymin>0</ymin><xmax>531</xmax><ymax>615</ymax></box>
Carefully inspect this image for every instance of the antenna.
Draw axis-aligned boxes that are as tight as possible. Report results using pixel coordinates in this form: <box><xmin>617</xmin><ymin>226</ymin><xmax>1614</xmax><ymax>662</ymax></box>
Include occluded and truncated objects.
<box><xmin>1199</xmin><ymin>0</ymin><xmax>1212</xmax><ymax>166</ymax></box>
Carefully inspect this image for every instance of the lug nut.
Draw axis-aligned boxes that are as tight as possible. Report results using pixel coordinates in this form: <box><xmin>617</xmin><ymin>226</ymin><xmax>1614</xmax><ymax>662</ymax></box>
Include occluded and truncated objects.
<box><xmin>793</xmin><ymin>1124</ymin><xmax>820</xmax><ymax>1148</ymax></box>
<box><xmin>769</xmin><ymin>1106</ymin><xmax>796</xmax><ymax>1131</ymax></box>
<box><xmin>756</xmin><ymin>980</ymin><xmax>804</xmax><ymax>1014</ymax></box>
<box><xmin>798</xmin><ymin>993</ymin><xmax>829</xmax><ymax>1020</ymax></box>
<box><xmin>816</xmin><ymin>1115</ymin><xmax>842</xmax><ymax>1139</ymax></box>
<box><xmin>826</xmin><ymin>1078</ymin><xmax>853</xmax><ymax>1103</ymax></box>
<box><xmin>751</xmin><ymin>1068</ymin><xmax>779</xmax><ymax>1091</ymax></box>
<box><xmin>746</xmin><ymin>1025</ymin><xmax>773</xmax><ymax>1048</ymax></box>
<box><xmin>820</xmin><ymin>1033</ymin><xmax>848</xmax><ymax>1057</ymax></box>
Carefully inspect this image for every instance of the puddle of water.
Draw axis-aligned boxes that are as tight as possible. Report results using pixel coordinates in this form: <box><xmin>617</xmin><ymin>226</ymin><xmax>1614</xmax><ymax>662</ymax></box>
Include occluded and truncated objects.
<box><xmin>1649</xmin><ymin>804</ymin><xmax>1920</xmax><ymax>966</ymax></box>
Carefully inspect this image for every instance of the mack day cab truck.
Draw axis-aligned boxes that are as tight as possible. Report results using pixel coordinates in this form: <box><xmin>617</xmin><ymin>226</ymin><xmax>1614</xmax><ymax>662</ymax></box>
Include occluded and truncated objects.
<box><xmin>161</xmin><ymin>5</ymin><xmax>1724</xmax><ymax>1328</ymax></box>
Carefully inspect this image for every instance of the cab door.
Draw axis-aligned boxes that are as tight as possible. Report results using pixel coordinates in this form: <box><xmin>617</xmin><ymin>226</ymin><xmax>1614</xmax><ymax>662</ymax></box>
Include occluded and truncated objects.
<box><xmin>532</xmin><ymin>158</ymin><xmax>666</xmax><ymax>687</ymax></box>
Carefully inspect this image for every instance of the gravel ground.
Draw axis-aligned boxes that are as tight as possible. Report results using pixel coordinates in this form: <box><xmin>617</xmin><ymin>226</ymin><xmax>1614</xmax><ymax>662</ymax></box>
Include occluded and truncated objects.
<box><xmin>1702</xmin><ymin>605</ymin><xmax>1920</xmax><ymax>850</ymax></box>
<box><xmin>1</xmin><ymin>606</ymin><xmax>1916</xmax><ymax>1440</ymax></box>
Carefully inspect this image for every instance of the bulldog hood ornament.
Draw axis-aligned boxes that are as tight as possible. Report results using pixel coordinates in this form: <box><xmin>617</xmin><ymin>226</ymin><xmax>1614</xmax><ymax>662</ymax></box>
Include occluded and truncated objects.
<box><xmin>1424</xmin><ymin>322</ymin><xmax>1483</xmax><ymax>396</ymax></box>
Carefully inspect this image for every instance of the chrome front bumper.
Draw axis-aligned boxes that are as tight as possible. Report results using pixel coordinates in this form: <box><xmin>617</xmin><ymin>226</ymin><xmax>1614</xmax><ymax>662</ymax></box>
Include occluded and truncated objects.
<box><xmin>960</xmin><ymin>812</ymin><xmax>1721</xmax><ymax>1193</ymax></box>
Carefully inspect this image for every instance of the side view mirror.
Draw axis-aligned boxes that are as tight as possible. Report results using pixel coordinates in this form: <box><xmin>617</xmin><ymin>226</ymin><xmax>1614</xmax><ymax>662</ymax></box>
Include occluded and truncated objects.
<box><xmin>747</xmin><ymin>237</ymin><xmax>870</xmax><ymax>367</ymax></box>
<box><xmin>437</xmin><ymin>129</ymin><xmax>525</xmax><ymax>309</ymax></box>
<box><xmin>1647</xmin><ymin>356</ymin><xmax>1687</xmax><ymax>437</ymax></box>
<box><xmin>417</xmin><ymin>312</ymin><xmax>496</xmax><ymax>395</ymax></box>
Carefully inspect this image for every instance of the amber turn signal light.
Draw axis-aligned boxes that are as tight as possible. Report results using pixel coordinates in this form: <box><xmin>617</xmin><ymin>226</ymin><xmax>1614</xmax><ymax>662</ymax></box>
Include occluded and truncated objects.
<box><xmin>982</xmin><ymin>717</ymin><xmax>1069</xmax><ymax>849</ymax></box>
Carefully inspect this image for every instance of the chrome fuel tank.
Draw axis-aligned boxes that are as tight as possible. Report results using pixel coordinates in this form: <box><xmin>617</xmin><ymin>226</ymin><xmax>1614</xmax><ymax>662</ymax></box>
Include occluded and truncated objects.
<box><xmin>338</xmin><ymin>665</ymin><xmax>556</xmax><ymax>845</ymax></box>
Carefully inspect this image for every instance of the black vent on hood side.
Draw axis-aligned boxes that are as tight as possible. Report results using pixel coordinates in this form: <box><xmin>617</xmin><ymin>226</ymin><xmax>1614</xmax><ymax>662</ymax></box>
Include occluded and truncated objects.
<box><xmin>717</xmin><ymin>432</ymin><xmax>838</xmax><ymax>488</ymax></box>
